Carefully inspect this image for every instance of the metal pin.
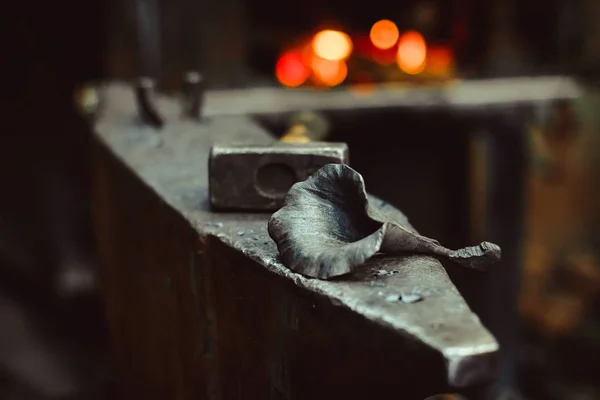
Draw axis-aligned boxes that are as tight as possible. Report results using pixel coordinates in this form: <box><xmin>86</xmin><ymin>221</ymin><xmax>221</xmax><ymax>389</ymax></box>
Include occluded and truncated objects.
<box><xmin>181</xmin><ymin>71</ymin><xmax>204</xmax><ymax>120</ymax></box>
<box><xmin>179</xmin><ymin>0</ymin><xmax>205</xmax><ymax>120</ymax></box>
<box><xmin>135</xmin><ymin>0</ymin><xmax>163</xmax><ymax>128</ymax></box>
<box><xmin>136</xmin><ymin>77</ymin><xmax>164</xmax><ymax>128</ymax></box>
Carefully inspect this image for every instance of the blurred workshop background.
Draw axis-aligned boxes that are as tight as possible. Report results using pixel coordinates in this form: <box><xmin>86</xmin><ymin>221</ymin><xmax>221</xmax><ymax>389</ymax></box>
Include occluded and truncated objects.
<box><xmin>1</xmin><ymin>0</ymin><xmax>600</xmax><ymax>398</ymax></box>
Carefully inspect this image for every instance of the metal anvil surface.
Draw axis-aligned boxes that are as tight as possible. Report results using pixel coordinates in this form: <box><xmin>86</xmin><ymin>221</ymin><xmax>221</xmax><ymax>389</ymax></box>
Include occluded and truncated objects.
<box><xmin>91</xmin><ymin>84</ymin><xmax>498</xmax><ymax>400</ymax></box>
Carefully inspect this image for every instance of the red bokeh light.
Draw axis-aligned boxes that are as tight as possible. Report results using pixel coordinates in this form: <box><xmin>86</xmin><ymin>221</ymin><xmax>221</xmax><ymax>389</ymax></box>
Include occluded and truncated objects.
<box><xmin>275</xmin><ymin>51</ymin><xmax>310</xmax><ymax>87</ymax></box>
<box><xmin>396</xmin><ymin>31</ymin><xmax>427</xmax><ymax>74</ymax></box>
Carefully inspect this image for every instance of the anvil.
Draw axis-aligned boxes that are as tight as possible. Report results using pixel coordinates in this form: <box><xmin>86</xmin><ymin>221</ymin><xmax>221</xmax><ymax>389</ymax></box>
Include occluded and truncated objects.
<box><xmin>91</xmin><ymin>84</ymin><xmax>498</xmax><ymax>399</ymax></box>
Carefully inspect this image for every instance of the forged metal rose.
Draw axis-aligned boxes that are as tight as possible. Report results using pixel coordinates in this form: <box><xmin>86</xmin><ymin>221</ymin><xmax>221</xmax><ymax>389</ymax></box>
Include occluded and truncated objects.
<box><xmin>268</xmin><ymin>163</ymin><xmax>501</xmax><ymax>279</ymax></box>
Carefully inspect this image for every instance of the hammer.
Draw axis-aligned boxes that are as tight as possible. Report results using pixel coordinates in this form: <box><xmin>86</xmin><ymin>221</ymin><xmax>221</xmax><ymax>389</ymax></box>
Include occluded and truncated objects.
<box><xmin>209</xmin><ymin>112</ymin><xmax>348</xmax><ymax>211</ymax></box>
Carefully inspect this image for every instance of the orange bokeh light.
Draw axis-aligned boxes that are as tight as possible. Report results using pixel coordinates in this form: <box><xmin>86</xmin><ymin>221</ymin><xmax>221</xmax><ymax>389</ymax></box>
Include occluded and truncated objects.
<box><xmin>275</xmin><ymin>51</ymin><xmax>310</xmax><ymax>87</ymax></box>
<box><xmin>396</xmin><ymin>31</ymin><xmax>427</xmax><ymax>75</ymax></box>
<box><xmin>312</xmin><ymin>30</ymin><xmax>353</xmax><ymax>61</ymax></box>
<box><xmin>311</xmin><ymin>57</ymin><xmax>348</xmax><ymax>87</ymax></box>
<box><xmin>369</xmin><ymin>20</ymin><xmax>399</xmax><ymax>50</ymax></box>
<box><xmin>427</xmin><ymin>46</ymin><xmax>454</xmax><ymax>75</ymax></box>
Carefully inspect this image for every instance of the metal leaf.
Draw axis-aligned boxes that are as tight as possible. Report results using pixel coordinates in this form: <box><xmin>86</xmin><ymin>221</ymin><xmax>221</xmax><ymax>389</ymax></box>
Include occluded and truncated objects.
<box><xmin>268</xmin><ymin>164</ymin><xmax>501</xmax><ymax>279</ymax></box>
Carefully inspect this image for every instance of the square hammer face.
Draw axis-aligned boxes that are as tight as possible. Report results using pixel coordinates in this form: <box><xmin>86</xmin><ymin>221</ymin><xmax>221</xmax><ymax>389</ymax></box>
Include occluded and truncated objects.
<box><xmin>209</xmin><ymin>142</ymin><xmax>349</xmax><ymax>211</ymax></box>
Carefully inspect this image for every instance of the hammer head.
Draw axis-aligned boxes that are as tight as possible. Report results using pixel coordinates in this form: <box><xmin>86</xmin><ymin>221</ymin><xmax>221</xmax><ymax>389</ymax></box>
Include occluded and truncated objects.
<box><xmin>209</xmin><ymin>142</ymin><xmax>349</xmax><ymax>211</ymax></box>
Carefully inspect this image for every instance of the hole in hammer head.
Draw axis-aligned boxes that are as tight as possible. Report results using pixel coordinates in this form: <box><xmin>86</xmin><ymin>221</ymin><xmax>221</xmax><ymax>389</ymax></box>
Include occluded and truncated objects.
<box><xmin>255</xmin><ymin>163</ymin><xmax>297</xmax><ymax>199</ymax></box>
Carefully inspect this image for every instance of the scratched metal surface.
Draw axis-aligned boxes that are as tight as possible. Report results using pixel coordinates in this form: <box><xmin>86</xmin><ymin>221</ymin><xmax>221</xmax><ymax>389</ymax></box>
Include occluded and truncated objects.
<box><xmin>94</xmin><ymin>83</ymin><xmax>498</xmax><ymax>389</ymax></box>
